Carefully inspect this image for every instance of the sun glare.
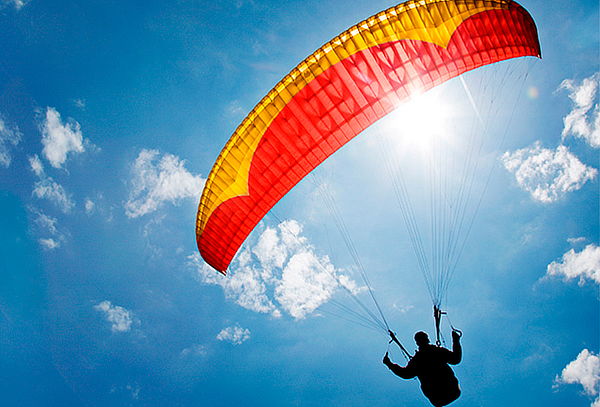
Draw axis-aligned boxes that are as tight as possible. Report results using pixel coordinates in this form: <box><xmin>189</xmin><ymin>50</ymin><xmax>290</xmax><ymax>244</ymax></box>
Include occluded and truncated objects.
<box><xmin>379</xmin><ymin>89</ymin><xmax>455</xmax><ymax>156</ymax></box>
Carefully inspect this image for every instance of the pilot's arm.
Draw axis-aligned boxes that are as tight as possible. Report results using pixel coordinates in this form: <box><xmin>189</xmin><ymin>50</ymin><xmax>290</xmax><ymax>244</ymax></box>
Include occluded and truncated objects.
<box><xmin>383</xmin><ymin>352</ymin><xmax>417</xmax><ymax>379</ymax></box>
<box><xmin>448</xmin><ymin>330</ymin><xmax>462</xmax><ymax>365</ymax></box>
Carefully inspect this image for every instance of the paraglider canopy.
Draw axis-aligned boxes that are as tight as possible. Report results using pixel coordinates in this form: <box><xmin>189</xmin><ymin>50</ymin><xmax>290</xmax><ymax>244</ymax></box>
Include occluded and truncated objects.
<box><xmin>196</xmin><ymin>0</ymin><xmax>541</xmax><ymax>274</ymax></box>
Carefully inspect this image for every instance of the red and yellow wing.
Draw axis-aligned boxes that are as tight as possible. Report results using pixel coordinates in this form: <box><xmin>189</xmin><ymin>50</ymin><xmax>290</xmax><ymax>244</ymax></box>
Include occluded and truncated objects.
<box><xmin>196</xmin><ymin>0</ymin><xmax>541</xmax><ymax>273</ymax></box>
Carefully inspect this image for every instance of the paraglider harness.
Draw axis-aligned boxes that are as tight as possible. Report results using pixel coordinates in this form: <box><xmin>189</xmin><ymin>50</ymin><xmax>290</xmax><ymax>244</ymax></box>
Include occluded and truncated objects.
<box><xmin>387</xmin><ymin>305</ymin><xmax>462</xmax><ymax>359</ymax></box>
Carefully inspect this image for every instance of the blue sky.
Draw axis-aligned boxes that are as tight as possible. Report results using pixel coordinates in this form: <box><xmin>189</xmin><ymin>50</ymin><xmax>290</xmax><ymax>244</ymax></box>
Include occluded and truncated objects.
<box><xmin>0</xmin><ymin>0</ymin><xmax>598</xmax><ymax>406</ymax></box>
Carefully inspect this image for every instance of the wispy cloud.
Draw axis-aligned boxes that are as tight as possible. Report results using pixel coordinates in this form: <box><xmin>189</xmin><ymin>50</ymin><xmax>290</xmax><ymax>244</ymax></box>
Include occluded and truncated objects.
<box><xmin>110</xmin><ymin>383</ymin><xmax>141</xmax><ymax>400</ymax></box>
<box><xmin>125</xmin><ymin>149</ymin><xmax>205</xmax><ymax>218</ymax></box>
<box><xmin>32</xmin><ymin>178</ymin><xmax>74</xmax><ymax>213</ymax></box>
<box><xmin>32</xmin><ymin>209</ymin><xmax>66</xmax><ymax>250</ymax></box>
<box><xmin>29</xmin><ymin>155</ymin><xmax>44</xmax><ymax>177</ymax></box>
<box><xmin>568</xmin><ymin>237</ymin><xmax>588</xmax><ymax>246</ymax></box>
<box><xmin>0</xmin><ymin>116</ymin><xmax>22</xmax><ymax>168</ymax></box>
<box><xmin>180</xmin><ymin>344</ymin><xmax>208</xmax><ymax>357</ymax></box>
<box><xmin>521</xmin><ymin>343</ymin><xmax>555</xmax><ymax>371</ymax></box>
<box><xmin>191</xmin><ymin>219</ymin><xmax>362</xmax><ymax>320</ymax></box>
<box><xmin>72</xmin><ymin>99</ymin><xmax>86</xmax><ymax>110</ymax></box>
<box><xmin>225</xmin><ymin>100</ymin><xmax>246</xmax><ymax>119</ymax></box>
<box><xmin>38</xmin><ymin>238</ymin><xmax>60</xmax><ymax>250</ymax></box>
<box><xmin>1</xmin><ymin>0</ymin><xmax>27</xmax><ymax>10</ymax></box>
<box><xmin>502</xmin><ymin>142</ymin><xmax>597</xmax><ymax>203</ymax></box>
<box><xmin>233</xmin><ymin>0</ymin><xmax>255</xmax><ymax>9</ymax></box>
<box><xmin>253</xmin><ymin>219</ymin><xmax>304</xmax><ymax>278</ymax></box>
<box><xmin>29</xmin><ymin>154</ymin><xmax>75</xmax><ymax>212</ymax></box>
<box><xmin>560</xmin><ymin>72</ymin><xmax>600</xmax><ymax>148</ymax></box>
<box><xmin>216</xmin><ymin>325</ymin><xmax>250</xmax><ymax>345</ymax></box>
<box><xmin>555</xmin><ymin>349</ymin><xmax>600</xmax><ymax>407</ymax></box>
<box><xmin>33</xmin><ymin>210</ymin><xmax>58</xmax><ymax>235</ymax></box>
<box><xmin>84</xmin><ymin>198</ymin><xmax>95</xmax><ymax>214</ymax></box>
<box><xmin>126</xmin><ymin>384</ymin><xmax>140</xmax><ymax>400</ymax></box>
<box><xmin>40</xmin><ymin>107</ymin><xmax>87</xmax><ymax>168</ymax></box>
<box><xmin>275</xmin><ymin>251</ymin><xmax>339</xmax><ymax>319</ymax></box>
<box><xmin>191</xmin><ymin>249</ymin><xmax>280</xmax><ymax>316</ymax></box>
<box><xmin>94</xmin><ymin>301</ymin><xmax>134</xmax><ymax>333</ymax></box>
<box><xmin>546</xmin><ymin>243</ymin><xmax>600</xmax><ymax>285</ymax></box>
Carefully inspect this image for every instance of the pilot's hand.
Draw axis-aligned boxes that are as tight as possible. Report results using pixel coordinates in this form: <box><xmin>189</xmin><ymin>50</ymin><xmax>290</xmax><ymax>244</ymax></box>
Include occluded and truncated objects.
<box><xmin>383</xmin><ymin>352</ymin><xmax>391</xmax><ymax>366</ymax></box>
<box><xmin>452</xmin><ymin>330</ymin><xmax>462</xmax><ymax>341</ymax></box>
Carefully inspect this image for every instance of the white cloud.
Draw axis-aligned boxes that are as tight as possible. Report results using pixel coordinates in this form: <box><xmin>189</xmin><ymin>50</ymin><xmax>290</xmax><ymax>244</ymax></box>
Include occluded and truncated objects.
<box><xmin>180</xmin><ymin>344</ymin><xmax>208</xmax><ymax>357</ymax></box>
<box><xmin>125</xmin><ymin>149</ymin><xmax>205</xmax><ymax>218</ymax></box>
<box><xmin>560</xmin><ymin>73</ymin><xmax>600</xmax><ymax>148</ymax></box>
<box><xmin>547</xmin><ymin>244</ymin><xmax>600</xmax><ymax>285</ymax></box>
<box><xmin>34</xmin><ymin>211</ymin><xmax>58</xmax><ymax>235</ymax></box>
<box><xmin>110</xmin><ymin>383</ymin><xmax>141</xmax><ymax>400</ymax></box>
<box><xmin>216</xmin><ymin>325</ymin><xmax>250</xmax><ymax>345</ymax></box>
<box><xmin>275</xmin><ymin>251</ymin><xmax>338</xmax><ymax>319</ymax></box>
<box><xmin>191</xmin><ymin>219</ymin><xmax>362</xmax><ymax>320</ymax></box>
<box><xmin>337</xmin><ymin>273</ymin><xmax>365</xmax><ymax>296</ymax></box>
<box><xmin>126</xmin><ymin>384</ymin><xmax>140</xmax><ymax>400</ymax></box>
<box><xmin>253</xmin><ymin>226</ymin><xmax>289</xmax><ymax>271</ymax></box>
<box><xmin>73</xmin><ymin>99</ymin><xmax>86</xmax><ymax>109</ymax></box>
<box><xmin>191</xmin><ymin>250</ymin><xmax>279</xmax><ymax>316</ymax></box>
<box><xmin>225</xmin><ymin>100</ymin><xmax>246</xmax><ymax>118</ymax></box>
<box><xmin>391</xmin><ymin>302</ymin><xmax>414</xmax><ymax>314</ymax></box>
<box><xmin>555</xmin><ymin>349</ymin><xmax>600</xmax><ymax>406</ymax></box>
<box><xmin>252</xmin><ymin>220</ymin><xmax>306</xmax><ymax>283</ymax></box>
<box><xmin>32</xmin><ymin>178</ymin><xmax>74</xmax><ymax>212</ymax></box>
<box><xmin>0</xmin><ymin>116</ymin><xmax>21</xmax><ymax>167</ymax></box>
<box><xmin>84</xmin><ymin>198</ymin><xmax>95</xmax><ymax>214</ymax></box>
<box><xmin>32</xmin><ymin>209</ymin><xmax>66</xmax><ymax>250</ymax></box>
<box><xmin>522</xmin><ymin>343</ymin><xmax>555</xmax><ymax>371</ymax></box>
<box><xmin>41</xmin><ymin>107</ymin><xmax>85</xmax><ymax>168</ymax></box>
<box><xmin>502</xmin><ymin>142</ymin><xmax>597</xmax><ymax>203</ymax></box>
<box><xmin>29</xmin><ymin>153</ymin><xmax>75</xmax><ymax>213</ymax></box>
<box><xmin>568</xmin><ymin>237</ymin><xmax>588</xmax><ymax>245</ymax></box>
<box><xmin>29</xmin><ymin>155</ymin><xmax>44</xmax><ymax>177</ymax></box>
<box><xmin>38</xmin><ymin>238</ymin><xmax>60</xmax><ymax>250</ymax></box>
<box><xmin>1</xmin><ymin>0</ymin><xmax>27</xmax><ymax>10</ymax></box>
<box><xmin>94</xmin><ymin>300</ymin><xmax>134</xmax><ymax>332</ymax></box>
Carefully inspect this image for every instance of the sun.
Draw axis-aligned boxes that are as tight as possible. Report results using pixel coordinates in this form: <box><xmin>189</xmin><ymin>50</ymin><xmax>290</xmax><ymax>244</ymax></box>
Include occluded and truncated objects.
<box><xmin>377</xmin><ymin>88</ymin><xmax>456</xmax><ymax>157</ymax></box>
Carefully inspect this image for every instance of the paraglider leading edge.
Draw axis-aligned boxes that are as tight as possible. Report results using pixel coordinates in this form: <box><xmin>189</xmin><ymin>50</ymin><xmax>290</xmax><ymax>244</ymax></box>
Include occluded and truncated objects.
<box><xmin>195</xmin><ymin>0</ymin><xmax>541</xmax><ymax>274</ymax></box>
